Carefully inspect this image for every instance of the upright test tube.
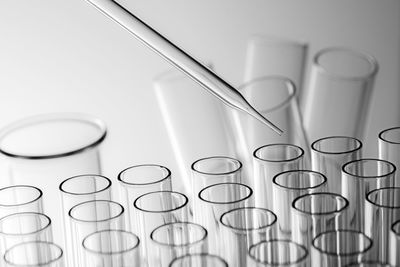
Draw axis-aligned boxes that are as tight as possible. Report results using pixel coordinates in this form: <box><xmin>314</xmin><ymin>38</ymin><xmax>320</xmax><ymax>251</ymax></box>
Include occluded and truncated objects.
<box><xmin>169</xmin><ymin>253</ymin><xmax>228</xmax><ymax>267</ymax></box>
<box><xmin>0</xmin><ymin>185</ymin><xmax>43</xmax><ymax>218</ymax></box>
<box><xmin>389</xmin><ymin>220</ymin><xmax>400</xmax><ymax>266</ymax></box>
<box><xmin>379</xmin><ymin>127</ymin><xmax>400</xmax><ymax>186</ymax></box>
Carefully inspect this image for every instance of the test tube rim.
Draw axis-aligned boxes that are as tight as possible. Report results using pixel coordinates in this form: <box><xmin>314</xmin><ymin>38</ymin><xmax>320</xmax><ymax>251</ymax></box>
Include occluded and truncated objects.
<box><xmin>0</xmin><ymin>185</ymin><xmax>42</xmax><ymax>207</ymax></box>
<box><xmin>342</xmin><ymin>158</ymin><xmax>396</xmax><ymax>179</ymax></box>
<box><xmin>133</xmin><ymin>190</ymin><xmax>188</xmax><ymax>213</ymax></box>
<box><xmin>378</xmin><ymin>126</ymin><xmax>400</xmax><ymax>145</ymax></box>
<box><xmin>253</xmin><ymin>143</ymin><xmax>304</xmax><ymax>163</ymax></box>
<box><xmin>168</xmin><ymin>253</ymin><xmax>228</xmax><ymax>267</ymax></box>
<box><xmin>366</xmin><ymin>187</ymin><xmax>400</xmax><ymax>209</ymax></box>
<box><xmin>117</xmin><ymin>164</ymin><xmax>171</xmax><ymax>186</ymax></box>
<box><xmin>311</xmin><ymin>136</ymin><xmax>363</xmax><ymax>155</ymax></box>
<box><xmin>272</xmin><ymin>170</ymin><xmax>327</xmax><ymax>191</ymax></box>
<box><xmin>292</xmin><ymin>192</ymin><xmax>349</xmax><ymax>216</ymax></box>
<box><xmin>198</xmin><ymin>182</ymin><xmax>253</xmax><ymax>205</ymax></box>
<box><xmin>68</xmin><ymin>199</ymin><xmax>124</xmax><ymax>223</ymax></box>
<box><xmin>249</xmin><ymin>34</ymin><xmax>309</xmax><ymax>48</ymax></box>
<box><xmin>391</xmin><ymin>220</ymin><xmax>400</xmax><ymax>237</ymax></box>
<box><xmin>150</xmin><ymin>221</ymin><xmax>208</xmax><ymax>247</ymax></box>
<box><xmin>0</xmin><ymin>212</ymin><xmax>51</xmax><ymax>236</ymax></box>
<box><xmin>59</xmin><ymin>174</ymin><xmax>112</xmax><ymax>196</ymax></box>
<box><xmin>191</xmin><ymin>156</ymin><xmax>242</xmax><ymax>176</ymax></box>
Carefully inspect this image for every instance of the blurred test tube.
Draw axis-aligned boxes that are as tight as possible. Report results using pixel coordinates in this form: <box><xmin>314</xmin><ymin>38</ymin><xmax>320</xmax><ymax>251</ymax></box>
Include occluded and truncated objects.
<box><xmin>169</xmin><ymin>253</ymin><xmax>228</xmax><ymax>267</ymax></box>
<box><xmin>379</xmin><ymin>127</ymin><xmax>400</xmax><ymax>187</ymax></box>
<box><xmin>389</xmin><ymin>220</ymin><xmax>400</xmax><ymax>266</ymax></box>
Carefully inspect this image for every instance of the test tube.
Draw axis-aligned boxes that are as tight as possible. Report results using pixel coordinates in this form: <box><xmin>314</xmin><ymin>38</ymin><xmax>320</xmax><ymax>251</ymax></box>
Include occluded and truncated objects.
<box><xmin>389</xmin><ymin>220</ymin><xmax>400</xmax><ymax>266</ymax></box>
<box><xmin>342</xmin><ymin>159</ymin><xmax>395</xmax><ymax>230</ymax></box>
<box><xmin>195</xmin><ymin>182</ymin><xmax>253</xmax><ymax>255</ymax></box>
<box><xmin>219</xmin><ymin>207</ymin><xmax>277</xmax><ymax>267</ymax></box>
<box><xmin>0</xmin><ymin>185</ymin><xmax>43</xmax><ymax>218</ymax></box>
<box><xmin>364</xmin><ymin>187</ymin><xmax>400</xmax><ymax>262</ymax></box>
<box><xmin>253</xmin><ymin>144</ymin><xmax>304</xmax><ymax>209</ymax></box>
<box><xmin>311</xmin><ymin>136</ymin><xmax>362</xmax><ymax>194</ymax></box>
<box><xmin>311</xmin><ymin>230</ymin><xmax>373</xmax><ymax>267</ymax></box>
<box><xmin>291</xmin><ymin>192</ymin><xmax>349</xmax><ymax>248</ymax></box>
<box><xmin>272</xmin><ymin>170</ymin><xmax>327</xmax><ymax>239</ymax></box>
<box><xmin>379</xmin><ymin>127</ymin><xmax>400</xmax><ymax>187</ymax></box>
<box><xmin>150</xmin><ymin>222</ymin><xmax>208</xmax><ymax>267</ymax></box>
<box><xmin>82</xmin><ymin>229</ymin><xmax>141</xmax><ymax>267</ymax></box>
<box><xmin>117</xmin><ymin>164</ymin><xmax>172</xmax><ymax>233</ymax></box>
<box><xmin>169</xmin><ymin>253</ymin><xmax>228</xmax><ymax>267</ymax></box>
<box><xmin>247</xmin><ymin>239</ymin><xmax>309</xmax><ymax>266</ymax></box>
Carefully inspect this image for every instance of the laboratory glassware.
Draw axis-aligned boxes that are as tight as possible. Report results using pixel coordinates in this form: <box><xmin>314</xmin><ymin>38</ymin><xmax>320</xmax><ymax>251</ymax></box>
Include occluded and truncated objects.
<box><xmin>389</xmin><ymin>220</ymin><xmax>400</xmax><ymax>266</ymax></box>
<box><xmin>0</xmin><ymin>185</ymin><xmax>43</xmax><ymax>218</ymax></box>
<box><xmin>169</xmin><ymin>253</ymin><xmax>228</xmax><ymax>267</ymax></box>
<box><xmin>379</xmin><ymin>127</ymin><xmax>400</xmax><ymax>187</ymax></box>
<box><xmin>150</xmin><ymin>222</ymin><xmax>207</xmax><ymax>267</ymax></box>
<box><xmin>219</xmin><ymin>207</ymin><xmax>277</xmax><ymax>267</ymax></box>
<box><xmin>311</xmin><ymin>136</ymin><xmax>362</xmax><ymax>194</ymax></box>
<box><xmin>253</xmin><ymin>143</ymin><xmax>304</xmax><ymax>209</ymax></box>
<box><xmin>272</xmin><ymin>170</ymin><xmax>327</xmax><ymax>239</ymax></box>
<box><xmin>311</xmin><ymin>230</ymin><xmax>373</xmax><ymax>267</ymax></box>
<box><xmin>247</xmin><ymin>239</ymin><xmax>309</xmax><ymax>267</ymax></box>
<box><xmin>82</xmin><ymin>229</ymin><xmax>140</xmax><ymax>267</ymax></box>
<box><xmin>302</xmin><ymin>47</ymin><xmax>378</xmax><ymax>143</ymax></box>
<box><xmin>342</xmin><ymin>158</ymin><xmax>395</xmax><ymax>230</ymax></box>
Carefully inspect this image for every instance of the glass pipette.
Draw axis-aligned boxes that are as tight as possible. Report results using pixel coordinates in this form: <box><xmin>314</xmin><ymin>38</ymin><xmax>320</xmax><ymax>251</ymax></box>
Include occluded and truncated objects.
<box><xmin>85</xmin><ymin>0</ymin><xmax>283</xmax><ymax>135</ymax></box>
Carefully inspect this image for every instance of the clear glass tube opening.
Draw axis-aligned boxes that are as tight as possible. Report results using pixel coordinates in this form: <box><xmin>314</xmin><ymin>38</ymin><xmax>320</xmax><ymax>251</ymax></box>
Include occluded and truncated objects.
<box><xmin>379</xmin><ymin>127</ymin><xmax>400</xmax><ymax>187</ymax></box>
<box><xmin>0</xmin><ymin>185</ymin><xmax>43</xmax><ymax>218</ymax></box>
<box><xmin>169</xmin><ymin>253</ymin><xmax>228</xmax><ymax>267</ymax></box>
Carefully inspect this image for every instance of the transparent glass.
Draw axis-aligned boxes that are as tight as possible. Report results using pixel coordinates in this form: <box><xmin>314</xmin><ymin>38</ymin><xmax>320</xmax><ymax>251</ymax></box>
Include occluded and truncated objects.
<box><xmin>291</xmin><ymin>193</ymin><xmax>349</xmax><ymax>248</ymax></box>
<box><xmin>195</xmin><ymin>182</ymin><xmax>253</xmax><ymax>255</ymax></box>
<box><xmin>220</xmin><ymin>207</ymin><xmax>277</xmax><ymax>267</ymax></box>
<box><xmin>342</xmin><ymin>159</ymin><xmax>395</xmax><ymax>230</ymax></box>
<box><xmin>169</xmin><ymin>253</ymin><xmax>228</xmax><ymax>267</ymax></box>
<box><xmin>379</xmin><ymin>127</ymin><xmax>400</xmax><ymax>187</ymax></box>
<box><xmin>118</xmin><ymin>164</ymin><xmax>172</xmax><ymax>233</ymax></box>
<box><xmin>82</xmin><ymin>229</ymin><xmax>140</xmax><ymax>267</ymax></box>
<box><xmin>4</xmin><ymin>241</ymin><xmax>64</xmax><ymax>267</ymax></box>
<box><xmin>365</xmin><ymin>187</ymin><xmax>400</xmax><ymax>262</ymax></box>
<box><xmin>302</xmin><ymin>47</ymin><xmax>378</xmax><ymax>143</ymax></box>
<box><xmin>253</xmin><ymin>144</ymin><xmax>304</xmax><ymax>209</ymax></box>
<box><xmin>230</xmin><ymin>76</ymin><xmax>310</xmax><ymax>184</ymax></box>
<box><xmin>389</xmin><ymin>220</ymin><xmax>400</xmax><ymax>266</ymax></box>
<box><xmin>0</xmin><ymin>185</ymin><xmax>43</xmax><ymax>218</ymax></box>
<box><xmin>69</xmin><ymin>200</ymin><xmax>125</xmax><ymax>267</ymax></box>
<box><xmin>0</xmin><ymin>113</ymin><xmax>106</xmax><ymax>245</ymax></box>
<box><xmin>59</xmin><ymin>174</ymin><xmax>112</xmax><ymax>267</ymax></box>
<box><xmin>247</xmin><ymin>239</ymin><xmax>309</xmax><ymax>266</ymax></box>
<box><xmin>272</xmin><ymin>170</ymin><xmax>327</xmax><ymax>239</ymax></box>
<box><xmin>311</xmin><ymin>136</ymin><xmax>362</xmax><ymax>194</ymax></box>
<box><xmin>150</xmin><ymin>222</ymin><xmax>207</xmax><ymax>267</ymax></box>
<box><xmin>311</xmin><ymin>230</ymin><xmax>373</xmax><ymax>267</ymax></box>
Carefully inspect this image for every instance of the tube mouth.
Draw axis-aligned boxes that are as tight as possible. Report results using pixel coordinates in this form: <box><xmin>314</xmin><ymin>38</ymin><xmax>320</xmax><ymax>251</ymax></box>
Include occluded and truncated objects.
<box><xmin>273</xmin><ymin>170</ymin><xmax>327</xmax><ymax>191</ymax></box>
<box><xmin>379</xmin><ymin>127</ymin><xmax>400</xmax><ymax>145</ymax></box>
<box><xmin>0</xmin><ymin>113</ymin><xmax>107</xmax><ymax>159</ymax></box>
<box><xmin>117</xmin><ymin>164</ymin><xmax>171</xmax><ymax>186</ymax></box>
<box><xmin>342</xmin><ymin>158</ymin><xmax>396</xmax><ymax>179</ymax></box>
<box><xmin>292</xmin><ymin>192</ymin><xmax>349</xmax><ymax>216</ymax></box>
<box><xmin>69</xmin><ymin>200</ymin><xmax>124</xmax><ymax>223</ymax></box>
<box><xmin>150</xmin><ymin>222</ymin><xmax>207</xmax><ymax>247</ymax></box>
<box><xmin>311</xmin><ymin>136</ymin><xmax>362</xmax><ymax>155</ymax></box>
<box><xmin>313</xmin><ymin>47</ymin><xmax>378</xmax><ymax>81</ymax></box>
<box><xmin>248</xmin><ymin>239</ymin><xmax>308</xmax><ymax>265</ymax></box>
<box><xmin>59</xmin><ymin>174</ymin><xmax>112</xmax><ymax>196</ymax></box>
<box><xmin>169</xmin><ymin>253</ymin><xmax>228</xmax><ymax>267</ymax></box>
<box><xmin>0</xmin><ymin>185</ymin><xmax>42</xmax><ymax>207</ymax></box>
<box><xmin>253</xmin><ymin>143</ymin><xmax>304</xmax><ymax>163</ymax></box>
<box><xmin>133</xmin><ymin>191</ymin><xmax>188</xmax><ymax>213</ymax></box>
<box><xmin>366</xmin><ymin>187</ymin><xmax>400</xmax><ymax>209</ymax></box>
<box><xmin>312</xmin><ymin>230</ymin><xmax>372</xmax><ymax>257</ymax></box>
<box><xmin>82</xmin><ymin>229</ymin><xmax>140</xmax><ymax>255</ymax></box>
<box><xmin>191</xmin><ymin>156</ymin><xmax>242</xmax><ymax>176</ymax></box>
<box><xmin>198</xmin><ymin>182</ymin><xmax>253</xmax><ymax>205</ymax></box>
<box><xmin>0</xmin><ymin>212</ymin><xmax>51</xmax><ymax>236</ymax></box>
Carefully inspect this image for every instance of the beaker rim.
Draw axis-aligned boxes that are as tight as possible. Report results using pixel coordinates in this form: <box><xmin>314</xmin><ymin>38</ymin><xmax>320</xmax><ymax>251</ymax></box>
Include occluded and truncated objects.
<box><xmin>191</xmin><ymin>156</ymin><xmax>242</xmax><ymax>176</ymax></box>
<box><xmin>292</xmin><ymin>192</ymin><xmax>349</xmax><ymax>216</ymax></box>
<box><xmin>378</xmin><ymin>127</ymin><xmax>400</xmax><ymax>145</ymax></box>
<box><xmin>311</xmin><ymin>136</ymin><xmax>363</xmax><ymax>155</ymax></box>
<box><xmin>342</xmin><ymin>158</ymin><xmax>396</xmax><ymax>179</ymax></box>
<box><xmin>59</xmin><ymin>174</ymin><xmax>112</xmax><ymax>196</ymax></box>
<box><xmin>0</xmin><ymin>212</ymin><xmax>51</xmax><ymax>236</ymax></box>
<box><xmin>117</xmin><ymin>164</ymin><xmax>172</xmax><ymax>186</ymax></box>
<box><xmin>0</xmin><ymin>185</ymin><xmax>42</xmax><ymax>207</ymax></box>
<box><xmin>0</xmin><ymin>113</ymin><xmax>107</xmax><ymax>159</ymax></box>
<box><xmin>253</xmin><ymin>143</ymin><xmax>304</xmax><ymax>163</ymax></box>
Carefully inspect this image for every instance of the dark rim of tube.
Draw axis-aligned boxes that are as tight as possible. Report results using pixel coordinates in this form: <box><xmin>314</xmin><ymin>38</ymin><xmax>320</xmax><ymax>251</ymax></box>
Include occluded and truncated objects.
<box><xmin>82</xmin><ymin>229</ymin><xmax>140</xmax><ymax>255</ymax></box>
<box><xmin>342</xmin><ymin>158</ymin><xmax>396</xmax><ymax>179</ymax></box>
<box><xmin>198</xmin><ymin>182</ymin><xmax>253</xmax><ymax>205</ymax></box>
<box><xmin>0</xmin><ymin>212</ymin><xmax>51</xmax><ymax>236</ymax></box>
<box><xmin>220</xmin><ymin>207</ymin><xmax>277</xmax><ymax>232</ymax></box>
<box><xmin>0</xmin><ymin>113</ymin><xmax>107</xmax><ymax>160</ymax></box>
<box><xmin>253</xmin><ymin>143</ymin><xmax>304</xmax><ymax>163</ymax></box>
<box><xmin>0</xmin><ymin>185</ymin><xmax>42</xmax><ymax>207</ymax></box>
<box><xmin>314</xmin><ymin>47</ymin><xmax>378</xmax><ymax>81</ymax></box>
<box><xmin>366</xmin><ymin>187</ymin><xmax>400</xmax><ymax>209</ymax></box>
<box><xmin>292</xmin><ymin>192</ymin><xmax>349</xmax><ymax>216</ymax></box>
<box><xmin>150</xmin><ymin>222</ymin><xmax>207</xmax><ymax>247</ymax></box>
<box><xmin>248</xmin><ymin>239</ymin><xmax>308</xmax><ymax>265</ymax></box>
<box><xmin>59</xmin><ymin>174</ymin><xmax>112</xmax><ymax>196</ymax></box>
<box><xmin>272</xmin><ymin>170</ymin><xmax>327</xmax><ymax>191</ymax></box>
<box><xmin>311</xmin><ymin>136</ymin><xmax>363</xmax><ymax>155</ymax></box>
<box><xmin>117</xmin><ymin>164</ymin><xmax>171</xmax><ymax>186</ymax></box>
<box><xmin>378</xmin><ymin>127</ymin><xmax>400</xmax><ymax>145</ymax></box>
<box><xmin>133</xmin><ymin>191</ymin><xmax>188</xmax><ymax>213</ymax></box>
<box><xmin>391</xmin><ymin>220</ymin><xmax>400</xmax><ymax>237</ymax></box>
<box><xmin>191</xmin><ymin>156</ymin><xmax>242</xmax><ymax>176</ymax></box>
<box><xmin>312</xmin><ymin>229</ymin><xmax>373</xmax><ymax>257</ymax></box>
<box><xmin>169</xmin><ymin>253</ymin><xmax>228</xmax><ymax>267</ymax></box>
<box><xmin>345</xmin><ymin>261</ymin><xmax>394</xmax><ymax>267</ymax></box>
<box><xmin>69</xmin><ymin>200</ymin><xmax>124</xmax><ymax>223</ymax></box>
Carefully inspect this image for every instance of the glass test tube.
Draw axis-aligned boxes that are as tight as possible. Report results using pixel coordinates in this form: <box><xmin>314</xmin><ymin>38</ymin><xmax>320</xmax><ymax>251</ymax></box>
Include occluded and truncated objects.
<box><xmin>389</xmin><ymin>220</ymin><xmax>400</xmax><ymax>266</ymax></box>
<box><xmin>364</xmin><ymin>187</ymin><xmax>400</xmax><ymax>262</ymax></box>
<box><xmin>118</xmin><ymin>164</ymin><xmax>172</xmax><ymax>233</ymax></box>
<box><xmin>342</xmin><ymin>159</ymin><xmax>395</xmax><ymax>230</ymax></box>
<box><xmin>219</xmin><ymin>207</ymin><xmax>277</xmax><ymax>267</ymax></box>
<box><xmin>253</xmin><ymin>144</ymin><xmax>304</xmax><ymax>210</ymax></box>
<box><xmin>150</xmin><ymin>222</ymin><xmax>207</xmax><ymax>267</ymax></box>
<box><xmin>272</xmin><ymin>170</ymin><xmax>327</xmax><ymax>239</ymax></box>
<box><xmin>82</xmin><ymin>229</ymin><xmax>140</xmax><ymax>267</ymax></box>
<box><xmin>291</xmin><ymin>192</ymin><xmax>349</xmax><ymax>248</ymax></box>
<box><xmin>59</xmin><ymin>174</ymin><xmax>112</xmax><ymax>267</ymax></box>
<box><xmin>311</xmin><ymin>136</ymin><xmax>362</xmax><ymax>194</ymax></box>
<box><xmin>69</xmin><ymin>200</ymin><xmax>125</xmax><ymax>267</ymax></box>
<box><xmin>169</xmin><ymin>253</ymin><xmax>228</xmax><ymax>267</ymax></box>
<box><xmin>4</xmin><ymin>241</ymin><xmax>64</xmax><ymax>267</ymax></box>
<box><xmin>195</xmin><ymin>182</ymin><xmax>253</xmax><ymax>256</ymax></box>
<box><xmin>247</xmin><ymin>239</ymin><xmax>309</xmax><ymax>267</ymax></box>
<box><xmin>379</xmin><ymin>127</ymin><xmax>400</xmax><ymax>187</ymax></box>
<box><xmin>0</xmin><ymin>185</ymin><xmax>43</xmax><ymax>218</ymax></box>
